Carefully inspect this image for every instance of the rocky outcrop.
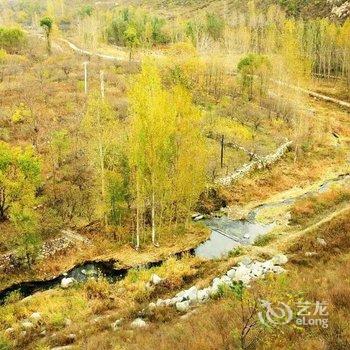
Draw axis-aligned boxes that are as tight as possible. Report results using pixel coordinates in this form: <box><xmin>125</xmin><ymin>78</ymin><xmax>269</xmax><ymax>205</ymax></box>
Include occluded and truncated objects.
<box><xmin>148</xmin><ymin>255</ymin><xmax>288</xmax><ymax>312</ymax></box>
<box><xmin>216</xmin><ymin>141</ymin><xmax>292</xmax><ymax>186</ymax></box>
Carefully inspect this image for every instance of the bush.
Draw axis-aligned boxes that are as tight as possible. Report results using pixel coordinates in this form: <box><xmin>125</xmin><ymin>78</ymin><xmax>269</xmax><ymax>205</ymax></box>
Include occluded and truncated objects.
<box><xmin>0</xmin><ymin>27</ymin><xmax>26</xmax><ymax>53</ymax></box>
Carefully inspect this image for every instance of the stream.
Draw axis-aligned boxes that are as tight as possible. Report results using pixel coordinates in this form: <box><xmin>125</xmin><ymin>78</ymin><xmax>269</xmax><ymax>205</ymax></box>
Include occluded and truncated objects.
<box><xmin>0</xmin><ymin>173</ymin><xmax>349</xmax><ymax>304</ymax></box>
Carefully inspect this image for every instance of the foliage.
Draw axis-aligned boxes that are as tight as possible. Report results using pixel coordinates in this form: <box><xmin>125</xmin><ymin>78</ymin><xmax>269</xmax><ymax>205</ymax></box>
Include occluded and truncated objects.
<box><xmin>238</xmin><ymin>53</ymin><xmax>272</xmax><ymax>100</ymax></box>
<box><xmin>107</xmin><ymin>8</ymin><xmax>170</xmax><ymax>48</ymax></box>
<box><xmin>0</xmin><ymin>142</ymin><xmax>41</xmax><ymax>222</ymax></box>
<box><xmin>0</xmin><ymin>27</ymin><xmax>26</xmax><ymax>53</ymax></box>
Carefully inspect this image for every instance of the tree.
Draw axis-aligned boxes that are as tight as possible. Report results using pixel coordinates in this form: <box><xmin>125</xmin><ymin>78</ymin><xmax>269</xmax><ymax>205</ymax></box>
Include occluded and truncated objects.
<box><xmin>40</xmin><ymin>16</ymin><xmax>53</xmax><ymax>55</ymax></box>
<box><xmin>237</xmin><ymin>54</ymin><xmax>271</xmax><ymax>101</ymax></box>
<box><xmin>0</xmin><ymin>27</ymin><xmax>26</xmax><ymax>54</ymax></box>
<box><xmin>0</xmin><ymin>142</ymin><xmax>41</xmax><ymax>222</ymax></box>
<box><xmin>124</xmin><ymin>24</ymin><xmax>139</xmax><ymax>60</ymax></box>
<box><xmin>11</xmin><ymin>204</ymin><xmax>41</xmax><ymax>269</ymax></box>
<box><xmin>206</xmin><ymin>13</ymin><xmax>225</xmax><ymax>41</ymax></box>
<box><xmin>128</xmin><ymin>61</ymin><xmax>207</xmax><ymax>248</ymax></box>
<box><xmin>129</xmin><ymin>62</ymin><xmax>174</xmax><ymax>247</ymax></box>
<box><xmin>82</xmin><ymin>94</ymin><xmax>120</xmax><ymax>226</ymax></box>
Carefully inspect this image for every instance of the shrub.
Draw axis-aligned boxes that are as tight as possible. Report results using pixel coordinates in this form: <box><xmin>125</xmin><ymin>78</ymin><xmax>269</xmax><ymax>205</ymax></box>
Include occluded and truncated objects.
<box><xmin>0</xmin><ymin>27</ymin><xmax>26</xmax><ymax>53</ymax></box>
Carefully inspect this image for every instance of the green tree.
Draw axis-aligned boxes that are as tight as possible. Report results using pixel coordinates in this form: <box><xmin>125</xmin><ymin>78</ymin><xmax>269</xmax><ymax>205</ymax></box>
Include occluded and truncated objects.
<box><xmin>124</xmin><ymin>24</ymin><xmax>139</xmax><ymax>60</ymax></box>
<box><xmin>237</xmin><ymin>54</ymin><xmax>271</xmax><ymax>101</ymax></box>
<box><xmin>11</xmin><ymin>204</ymin><xmax>41</xmax><ymax>269</ymax></box>
<box><xmin>0</xmin><ymin>142</ymin><xmax>41</xmax><ymax>222</ymax></box>
<box><xmin>0</xmin><ymin>27</ymin><xmax>26</xmax><ymax>53</ymax></box>
<box><xmin>40</xmin><ymin>16</ymin><xmax>53</xmax><ymax>55</ymax></box>
<box><xmin>206</xmin><ymin>13</ymin><xmax>225</xmax><ymax>41</ymax></box>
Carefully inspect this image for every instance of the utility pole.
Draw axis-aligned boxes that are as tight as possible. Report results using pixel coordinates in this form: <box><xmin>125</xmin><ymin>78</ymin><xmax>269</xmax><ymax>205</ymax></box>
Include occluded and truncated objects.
<box><xmin>100</xmin><ymin>70</ymin><xmax>105</xmax><ymax>99</ymax></box>
<box><xmin>220</xmin><ymin>134</ymin><xmax>224</xmax><ymax>168</ymax></box>
<box><xmin>83</xmin><ymin>61</ymin><xmax>89</xmax><ymax>95</ymax></box>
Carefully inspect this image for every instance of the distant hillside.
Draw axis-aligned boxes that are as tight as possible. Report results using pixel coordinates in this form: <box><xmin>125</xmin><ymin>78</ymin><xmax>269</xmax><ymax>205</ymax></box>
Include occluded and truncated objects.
<box><xmin>154</xmin><ymin>0</ymin><xmax>350</xmax><ymax>19</ymax></box>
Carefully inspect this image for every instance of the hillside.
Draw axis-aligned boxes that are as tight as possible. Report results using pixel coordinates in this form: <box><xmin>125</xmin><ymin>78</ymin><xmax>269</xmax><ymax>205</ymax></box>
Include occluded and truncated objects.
<box><xmin>0</xmin><ymin>0</ymin><xmax>350</xmax><ymax>349</ymax></box>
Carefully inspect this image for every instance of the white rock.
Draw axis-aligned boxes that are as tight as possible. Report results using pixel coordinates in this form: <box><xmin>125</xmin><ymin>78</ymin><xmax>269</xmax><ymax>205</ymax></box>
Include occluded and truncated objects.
<box><xmin>261</xmin><ymin>260</ymin><xmax>274</xmax><ymax>271</ymax></box>
<box><xmin>61</xmin><ymin>277</ymin><xmax>76</xmax><ymax>289</ymax></box>
<box><xmin>209</xmin><ymin>285</ymin><xmax>219</xmax><ymax>297</ymax></box>
<box><xmin>212</xmin><ymin>277</ymin><xmax>221</xmax><ymax>288</ymax></box>
<box><xmin>176</xmin><ymin>300</ymin><xmax>190</xmax><ymax>312</ymax></box>
<box><xmin>193</xmin><ymin>215</ymin><xmax>204</xmax><ymax>221</ymax></box>
<box><xmin>271</xmin><ymin>266</ymin><xmax>285</xmax><ymax>274</ymax></box>
<box><xmin>131</xmin><ymin>318</ymin><xmax>147</xmax><ymax>328</ymax></box>
<box><xmin>197</xmin><ymin>288</ymin><xmax>210</xmax><ymax>302</ymax></box>
<box><xmin>64</xmin><ymin>318</ymin><xmax>72</xmax><ymax>327</ymax></box>
<box><xmin>30</xmin><ymin>312</ymin><xmax>41</xmax><ymax>323</ymax></box>
<box><xmin>220</xmin><ymin>275</ymin><xmax>232</xmax><ymax>286</ymax></box>
<box><xmin>226</xmin><ymin>269</ymin><xmax>236</xmax><ymax>279</ymax></box>
<box><xmin>149</xmin><ymin>302</ymin><xmax>156</xmax><ymax>310</ymax></box>
<box><xmin>4</xmin><ymin>327</ymin><xmax>14</xmax><ymax>335</ymax></box>
<box><xmin>156</xmin><ymin>298</ymin><xmax>166</xmax><ymax>307</ymax></box>
<box><xmin>317</xmin><ymin>238</ymin><xmax>327</xmax><ymax>246</ymax></box>
<box><xmin>21</xmin><ymin>321</ymin><xmax>34</xmax><ymax>330</ymax></box>
<box><xmin>150</xmin><ymin>274</ymin><xmax>162</xmax><ymax>285</ymax></box>
<box><xmin>272</xmin><ymin>254</ymin><xmax>288</xmax><ymax>265</ymax></box>
<box><xmin>183</xmin><ymin>286</ymin><xmax>198</xmax><ymax>300</ymax></box>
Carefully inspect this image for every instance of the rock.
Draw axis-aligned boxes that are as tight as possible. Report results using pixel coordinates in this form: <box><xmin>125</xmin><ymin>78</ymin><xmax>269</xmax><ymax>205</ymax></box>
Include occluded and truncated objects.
<box><xmin>240</xmin><ymin>257</ymin><xmax>252</xmax><ymax>266</ymax></box>
<box><xmin>51</xmin><ymin>346</ymin><xmax>74</xmax><ymax>350</ymax></box>
<box><xmin>243</xmin><ymin>234</ymin><xmax>250</xmax><ymax>239</ymax></box>
<box><xmin>61</xmin><ymin>277</ymin><xmax>76</xmax><ymax>289</ymax></box>
<box><xmin>317</xmin><ymin>238</ymin><xmax>327</xmax><ymax>246</ymax></box>
<box><xmin>183</xmin><ymin>286</ymin><xmax>198</xmax><ymax>300</ymax></box>
<box><xmin>21</xmin><ymin>321</ymin><xmax>34</xmax><ymax>330</ymax></box>
<box><xmin>197</xmin><ymin>288</ymin><xmax>210</xmax><ymax>302</ymax></box>
<box><xmin>193</xmin><ymin>215</ymin><xmax>204</xmax><ymax>221</ymax></box>
<box><xmin>188</xmin><ymin>288</ymin><xmax>198</xmax><ymax>304</ymax></box>
<box><xmin>40</xmin><ymin>330</ymin><xmax>46</xmax><ymax>336</ymax></box>
<box><xmin>150</xmin><ymin>274</ymin><xmax>162</xmax><ymax>285</ymax></box>
<box><xmin>30</xmin><ymin>312</ymin><xmax>41</xmax><ymax>323</ymax></box>
<box><xmin>226</xmin><ymin>268</ymin><xmax>236</xmax><ymax>279</ymax></box>
<box><xmin>131</xmin><ymin>318</ymin><xmax>147</xmax><ymax>328</ymax></box>
<box><xmin>249</xmin><ymin>263</ymin><xmax>264</xmax><ymax>278</ymax></box>
<box><xmin>64</xmin><ymin>318</ymin><xmax>72</xmax><ymax>327</ymax></box>
<box><xmin>220</xmin><ymin>275</ymin><xmax>232</xmax><ymax>286</ymax></box>
<box><xmin>305</xmin><ymin>251</ymin><xmax>318</xmax><ymax>257</ymax></box>
<box><xmin>271</xmin><ymin>266</ymin><xmax>285</xmax><ymax>274</ymax></box>
<box><xmin>67</xmin><ymin>334</ymin><xmax>76</xmax><ymax>341</ymax></box>
<box><xmin>176</xmin><ymin>300</ymin><xmax>190</xmax><ymax>312</ymax></box>
<box><xmin>156</xmin><ymin>298</ymin><xmax>166</xmax><ymax>307</ymax></box>
<box><xmin>234</xmin><ymin>264</ymin><xmax>251</xmax><ymax>282</ymax></box>
<box><xmin>208</xmin><ymin>284</ymin><xmax>219</xmax><ymax>297</ymax></box>
<box><xmin>148</xmin><ymin>302</ymin><xmax>156</xmax><ymax>310</ymax></box>
<box><xmin>111</xmin><ymin>319</ymin><xmax>122</xmax><ymax>331</ymax></box>
<box><xmin>272</xmin><ymin>254</ymin><xmax>288</xmax><ymax>265</ymax></box>
<box><xmin>4</xmin><ymin>327</ymin><xmax>14</xmax><ymax>336</ymax></box>
<box><xmin>261</xmin><ymin>260</ymin><xmax>274</xmax><ymax>271</ymax></box>
<box><xmin>212</xmin><ymin>277</ymin><xmax>221</xmax><ymax>288</ymax></box>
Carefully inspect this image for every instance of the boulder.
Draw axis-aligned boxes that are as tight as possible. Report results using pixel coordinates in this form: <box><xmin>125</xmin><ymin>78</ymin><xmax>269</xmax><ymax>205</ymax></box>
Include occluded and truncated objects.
<box><xmin>220</xmin><ymin>275</ymin><xmax>232</xmax><ymax>286</ymax></box>
<box><xmin>226</xmin><ymin>269</ymin><xmax>236</xmax><ymax>279</ymax></box>
<box><xmin>150</xmin><ymin>274</ymin><xmax>162</xmax><ymax>285</ymax></box>
<box><xmin>176</xmin><ymin>300</ymin><xmax>190</xmax><ymax>312</ymax></box>
<box><xmin>193</xmin><ymin>215</ymin><xmax>204</xmax><ymax>221</ymax></box>
<box><xmin>61</xmin><ymin>277</ymin><xmax>76</xmax><ymax>289</ymax></box>
<box><xmin>209</xmin><ymin>285</ymin><xmax>219</xmax><ymax>297</ymax></box>
<box><xmin>233</xmin><ymin>265</ymin><xmax>252</xmax><ymax>284</ymax></box>
<box><xmin>316</xmin><ymin>238</ymin><xmax>327</xmax><ymax>246</ymax></box>
<box><xmin>131</xmin><ymin>318</ymin><xmax>147</xmax><ymax>328</ymax></box>
<box><xmin>21</xmin><ymin>321</ymin><xmax>34</xmax><ymax>330</ymax></box>
<box><xmin>30</xmin><ymin>312</ymin><xmax>41</xmax><ymax>323</ymax></box>
<box><xmin>272</xmin><ymin>254</ymin><xmax>288</xmax><ymax>265</ymax></box>
<box><xmin>183</xmin><ymin>286</ymin><xmax>198</xmax><ymax>300</ymax></box>
<box><xmin>148</xmin><ymin>302</ymin><xmax>156</xmax><ymax>310</ymax></box>
<box><xmin>197</xmin><ymin>288</ymin><xmax>210</xmax><ymax>302</ymax></box>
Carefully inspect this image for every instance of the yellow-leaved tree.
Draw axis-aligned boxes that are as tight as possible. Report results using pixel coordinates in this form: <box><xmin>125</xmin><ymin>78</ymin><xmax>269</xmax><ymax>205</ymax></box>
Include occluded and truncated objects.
<box><xmin>128</xmin><ymin>61</ymin><xmax>207</xmax><ymax>249</ymax></box>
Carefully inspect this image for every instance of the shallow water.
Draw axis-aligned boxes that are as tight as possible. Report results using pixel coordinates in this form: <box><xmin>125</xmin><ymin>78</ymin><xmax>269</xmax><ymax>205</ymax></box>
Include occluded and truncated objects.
<box><xmin>194</xmin><ymin>218</ymin><xmax>274</xmax><ymax>259</ymax></box>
